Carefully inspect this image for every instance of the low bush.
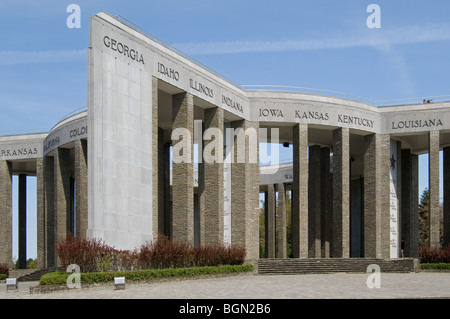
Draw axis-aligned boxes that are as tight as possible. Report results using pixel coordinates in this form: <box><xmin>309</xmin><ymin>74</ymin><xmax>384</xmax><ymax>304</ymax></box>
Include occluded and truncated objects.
<box><xmin>0</xmin><ymin>263</ymin><xmax>9</xmax><ymax>279</ymax></box>
<box><xmin>420</xmin><ymin>263</ymin><xmax>450</xmax><ymax>270</ymax></box>
<box><xmin>419</xmin><ymin>245</ymin><xmax>450</xmax><ymax>263</ymax></box>
<box><xmin>56</xmin><ymin>234</ymin><xmax>246</xmax><ymax>272</ymax></box>
<box><xmin>39</xmin><ymin>264</ymin><xmax>253</xmax><ymax>286</ymax></box>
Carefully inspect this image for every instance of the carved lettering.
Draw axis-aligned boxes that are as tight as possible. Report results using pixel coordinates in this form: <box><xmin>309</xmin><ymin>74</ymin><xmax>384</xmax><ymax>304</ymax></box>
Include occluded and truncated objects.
<box><xmin>103</xmin><ymin>36</ymin><xmax>144</xmax><ymax>64</ymax></box>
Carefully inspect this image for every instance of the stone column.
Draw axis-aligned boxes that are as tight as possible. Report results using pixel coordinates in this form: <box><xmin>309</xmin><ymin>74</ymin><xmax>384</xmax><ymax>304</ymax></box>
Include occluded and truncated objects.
<box><xmin>411</xmin><ymin>154</ymin><xmax>419</xmax><ymax>257</ymax></box>
<box><xmin>18</xmin><ymin>174</ymin><xmax>27</xmax><ymax>269</ymax></box>
<box><xmin>277</xmin><ymin>182</ymin><xmax>287</xmax><ymax>258</ymax></box>
<box><xmin>428</xmin><ymin>130</ymin><xmax>440</xmax><ymax>248</ymax></box>
<box><xmin>332</xmin><ymin>128</ymin><xmax>350</xmax><ymax>258</ymax></box>
<box><xmin>364</xmin><ymin>134</ymin><xmax>391</xmax><ymax>258</ymax></box>
<box><xmin>444</xmin><ymin>146</ymin><xmax>450</xmax><ymax>247</ymax></box>
<box><xmin>157</xmin><ymin>127</ymin><xmax>165</xmax><ymax>237</ymax></box>
<box><xmin>75</xmin><ymin>140</ymin><xmax>88</xmax><ymax>239</ymax></box>
<box><xmin>54</xmin><ymin>148</ymin><xmax>71</xmax><ymax>255</ymax></box>
<box><xmin>292</xmin><ymin>124</ymin><xmax>308</xmax><ymax>258</ymax></box>
<box><xmin>172</xmin><ymin>92</ymin><xmax>194</xmax><ymax>245</ymax></box>
<box><xmin>199</xmin><ymin>107</ymin><xmax>224</xmax><ymax>246</ymax></box>
<box><xmin>265</xmin><ymin>184</ymin><xmax>276</xmax><ymax>258</ymax></box>
<box><xmin>320</xmin><ymin>147</ymin><xmax>332</xmax><ymax>258</ymax></box>
<box><xmin>231</xmin><ymin>120</ymin><xmax>259</xmax><ymax>263</ymax></box>
<box><xmin>0</xmin><ymin>161</ymin><xmax>12</xmax><ymax>266</ymax></box>
<box><xmin>308</xmin><ymin>145</ymin><xmax>321</xmax><ymax>258</ymax></box>
<box><xmin>36</xmin><ymin>158</ymin><xmax>45</xmax><ymax>269</ymax></box>
<box><xmin>401</xmin><ymin>152</ymin><xmax>419</xmax><ymax>258</ymax></box>
<box><xmin>152</xmin><ymin>76</ymin><xmax>160</xmax><ymax>241</ymax></box>
<box><xmin>164</xmin><ymin>141</ymin><xmax>172</xmax><ymax>238</ymax></box>
<box><xmin>44</xmin><ymin>156</ymin><xmax>55</xmax><ymax>267</ymax></box>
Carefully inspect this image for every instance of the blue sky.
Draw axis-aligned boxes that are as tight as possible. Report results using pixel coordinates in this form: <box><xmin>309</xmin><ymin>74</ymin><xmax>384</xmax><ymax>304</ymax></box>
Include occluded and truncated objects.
<box><xmin>1</xmin><ymin>1</ymin><xmax>449</xmax><ymax>259</ymax></box>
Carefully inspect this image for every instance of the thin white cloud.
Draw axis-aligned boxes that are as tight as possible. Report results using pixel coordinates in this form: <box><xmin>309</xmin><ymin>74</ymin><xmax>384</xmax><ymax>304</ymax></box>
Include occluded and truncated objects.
<box><xmin>0</xmin><ymin>49</ymin><xmax>85</xmax><ymax>65</ymax></box>
<box><xmin>175</xmin><ymin>23</ymin><xmax>450</xmax><ymax>55</ymax></box>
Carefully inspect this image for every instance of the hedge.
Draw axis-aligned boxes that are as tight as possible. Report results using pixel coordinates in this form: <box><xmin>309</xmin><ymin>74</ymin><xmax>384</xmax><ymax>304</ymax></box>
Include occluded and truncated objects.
<box><xmin>39</xmin><ymin>264</ymin><xmax>253</xmax><ymax>286</ymax></box>
<box><xmin>56</xmin><ymin>234</ymin><xmax>246</xmax><ymax>272</ymax></box>
<box><xmin>420</xmin><ymin>263</ymin><xmax>450</xmax><ymax>270</ymax></box>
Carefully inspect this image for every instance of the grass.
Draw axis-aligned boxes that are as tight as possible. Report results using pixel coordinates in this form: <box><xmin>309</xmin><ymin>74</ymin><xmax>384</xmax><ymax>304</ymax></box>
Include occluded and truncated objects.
<box><xmin>419</xmin><ymin>263</ymin><xmax>450</xmax><ymax>270</ymax></box>
<box><xmin>39</xmin><ymin>264</ymin><xmax>253</xmax><ymax>286</ymax></box>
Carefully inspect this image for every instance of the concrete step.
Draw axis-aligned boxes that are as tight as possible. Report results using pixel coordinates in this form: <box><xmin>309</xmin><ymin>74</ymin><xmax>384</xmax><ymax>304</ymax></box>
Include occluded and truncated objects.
<box><xmin>258</xmin><ymin>258</ymin><xmax>419</xmax><ymax>274</ymax></box>
<box><xmin>8</xmin><ymin>267</ymin><xmax>63</xmax><ymax>282</ymax></box>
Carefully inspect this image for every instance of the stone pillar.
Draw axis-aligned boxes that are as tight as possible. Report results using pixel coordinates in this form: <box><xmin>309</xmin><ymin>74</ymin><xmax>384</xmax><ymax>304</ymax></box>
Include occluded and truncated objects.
<box><xmin>308</xmin><ymin>145</ymin><xmax>321</xmax><ymax>258</ymax></box>
<box><xmin>164</xmin><ymin>141</ymin><xmax>172</xmax><ymax>238</ymax></box>
<box><xmin>332</xmin><ymin>128</ymin><xmax>350</xmax><ymax>258</ymax></box>
<box><xmin>75</xmin><ymin>140</ymin><xmax>88</xmax><ymax>239</ymax></box>
<box><xmin>18</xmin><ymin>174</ymin><xmax>27</xmax><ymax>269</ymax></box>
<box><xmin>277</xmin><ymin>182</ymin><xmax>287</xmax><ymax>258</ymax></box>
<box><xmin>171</xmin><ymin>92</ymin><xmax>194</xmax><ymax>245</ymax></box>
<box><xmin>199</xmin><ymin>107</ymin><xmax>224</xmax><ymax>246</ymax></box>
<box><xmin>265</xmin><ymin>184</ymin><xmax>276</xmax><ymax>258</ymax></box>
<box><xmin>36</xmin><ymin>158</ymin><xmax>45</xmax><ymax>269</ymax></box>
<box><xmin>0</xmin><ymin>161</ymin><xmax>12</xmax><ymax>266</ymax></box>
<box><xmin>401</xmin><ymin>152</ymin><xmax>419</xmax><ymax>258</ymax></box>
<box><xmin>320</xmin><ymin>147</ymin><xmax>332</xmax><ymax>258</ymax></box>
<box><xmin>292</xmin><ymin>124</ymin><xmax>308</xmax><ymax>258</ymax></box>
<box><xmin>396</xmin><ymin>141</ymin><xmax>402</xmax><ymax>258</ymax></box>
<box><xmin>411</xmin><ymin>154</ymin><xmax>419</xmax><ymax>257</ymax></box>
<box><xmin>152</xmin><ymin>76</ymin><xmax>160</xmax><ymax>241</ymax></box>
<box><xmin>444</xmin><ymin>146</ymin><xmax>450</xmax><ymax>247</ymax></box>
<box><xmin>157</xmin><ymin>127</ymin><xmax>165</xmax><ymax>237</ymax></box>
<box><xmin>54</xmin><ymin>148</ymin><xmax>71</xmax><ymax>255</ymax></box>
<box><xmin>231</xmin><ymin>120</ymin><xmax>259</xmax><ymax>263</ymax></box>
<box><xmin>44</xmin><ymin>156</ymin><xmax>55</xmax><ymax>267</ymax></box>
<box><xmin>428</xmin><ymin>130</ymin><xmax>440</xmax><ymax>248</ymax></box>
<box><xmin>364</xmin><ymin>134</ymin><xmax>391</xmax><ymax>258</ymax></box>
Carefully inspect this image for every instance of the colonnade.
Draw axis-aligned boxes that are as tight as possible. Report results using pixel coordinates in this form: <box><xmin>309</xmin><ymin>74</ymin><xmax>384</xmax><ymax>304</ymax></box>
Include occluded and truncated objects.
<box><xmin>262</xmin><ymin>129</ymin><xmax>450</xmax><ymax>260</ymax></box>
<box><xmin>1</xmin><ymin>114</ymin><xmax>450</xmax><ymax>268</ymax></box>
<box><xmin>0</xmin><ymin>139</ymin><xmax>87</xmax><ymax>268</ymax></box>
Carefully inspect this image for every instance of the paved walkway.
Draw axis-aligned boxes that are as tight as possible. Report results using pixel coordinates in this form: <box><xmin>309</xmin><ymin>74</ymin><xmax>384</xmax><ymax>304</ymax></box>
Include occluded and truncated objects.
<box><xmin>1</xmin><ymin>272</ymin><xmax>449</xmax><ymax>299</ymax></box>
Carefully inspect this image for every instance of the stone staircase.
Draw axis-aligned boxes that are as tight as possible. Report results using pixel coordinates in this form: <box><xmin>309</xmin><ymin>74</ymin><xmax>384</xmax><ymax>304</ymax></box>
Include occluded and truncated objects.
<box><xmin>258</xmin><ymin>258</ymin><xmax>419</xmax><ymax>275</ymax></box>
<box><xmin>8</xmin><ymin>267</ymin><xmax>63</xmax><ymax>282</ymax></box>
